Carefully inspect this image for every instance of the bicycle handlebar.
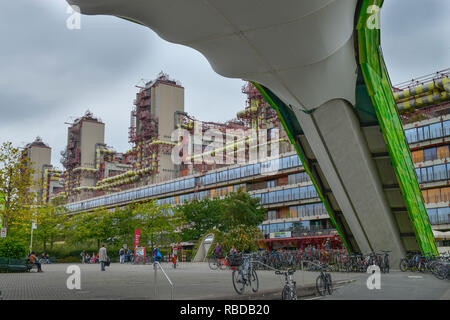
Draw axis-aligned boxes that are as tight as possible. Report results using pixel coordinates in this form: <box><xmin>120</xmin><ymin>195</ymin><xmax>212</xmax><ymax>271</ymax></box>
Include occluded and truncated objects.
<box><xmin>275</xmin><ymin>268</ymin><xmax>296</xmax><ymax>275</ymax></box>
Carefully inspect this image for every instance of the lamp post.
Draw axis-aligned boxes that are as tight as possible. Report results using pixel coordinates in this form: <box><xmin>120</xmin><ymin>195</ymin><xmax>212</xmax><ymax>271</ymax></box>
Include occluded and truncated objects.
<box><xmin>30</xmin><ymin>221</ymin><xmax>37</xmax><ymax>254</ymax></box>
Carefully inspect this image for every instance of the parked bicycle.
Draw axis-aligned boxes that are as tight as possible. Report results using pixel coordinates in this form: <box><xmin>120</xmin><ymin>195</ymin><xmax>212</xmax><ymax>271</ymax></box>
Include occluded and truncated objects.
<box><xmin>314</xmin><ymin>263</ymin><xmax>333</xmax><ymax>296</ymax></box>
<box><xmin>275</xmin><ymin>268</ymin><xmax>297</xmax><ymax>300</ymax></box>
<box><xmin>208</xmin><ymin>254</ymin><xmax>229</xmax><ymax>271</ymax></box>
<box><xmin>230</xmin><ymin>254</ymin><xmax>259</xmax><ymax>295</ymax></box>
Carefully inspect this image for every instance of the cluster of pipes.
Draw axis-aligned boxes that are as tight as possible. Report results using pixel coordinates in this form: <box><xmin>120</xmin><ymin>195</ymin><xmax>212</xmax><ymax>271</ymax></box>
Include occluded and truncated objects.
<box><xmin>394</xmin><ymin>78</ymin><xmax>450</xmax><ymax>112</ymax></box>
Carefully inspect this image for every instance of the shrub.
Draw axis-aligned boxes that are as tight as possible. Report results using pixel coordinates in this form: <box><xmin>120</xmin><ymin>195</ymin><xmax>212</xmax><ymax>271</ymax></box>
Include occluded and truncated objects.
<box><xmin>0</xmin><ymin>238</ymin><xmax>28</xmax><ymax>259</ymax></box>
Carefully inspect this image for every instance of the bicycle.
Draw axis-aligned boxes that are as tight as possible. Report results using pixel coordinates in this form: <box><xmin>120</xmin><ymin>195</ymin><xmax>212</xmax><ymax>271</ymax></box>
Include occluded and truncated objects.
<box><xmin>208</xmin><ymin>255</ymin><xmax>229</xmax><ymax>270</ymax></box>
<box><xmin>315</xmin><ymin>263</ymin><xmax>333</xmax><ymax>296</ymax></box>
<box><xmin>377</xmin><ymin>251</ymin><xmax>390</xmax><ymax>273</ymax></box>
<box><xmin>231</xmin><ymin>254</ymin><xmax>259</xmax><ymax>295</ymax></box>
<box><xmin>275</xmin><ymin>268</ymin><xmax>297</xmax><ymax>300</ymax></box>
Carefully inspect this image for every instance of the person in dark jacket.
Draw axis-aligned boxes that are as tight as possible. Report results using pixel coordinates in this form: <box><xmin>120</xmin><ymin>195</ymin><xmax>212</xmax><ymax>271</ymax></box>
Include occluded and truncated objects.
<box><xmin>213</xmin><ymin>242</ymin><xmax>223</xmax><ymax>259</ymax></box>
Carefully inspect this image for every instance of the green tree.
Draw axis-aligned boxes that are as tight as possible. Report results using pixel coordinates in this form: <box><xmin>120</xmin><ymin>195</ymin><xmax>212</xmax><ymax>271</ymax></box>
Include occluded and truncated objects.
<box><xmin>34</xmin><ymin>205</ymin><xmax>68</xmax><ymax>251</ymax></box>
<box><xmin>111</xmin><ymin>205</ymin><xmax>139</xmax><ymax>247</ymax></box>
<box><xmin>178</xmin><ymin>198</ymin><xmax>222</xmax><ymax>241</ymax></box>
<box><xmin>133</xmin><ymin>201</ymin><xmax>185</xmax><ymax>251</ymax></box>
<box><xmin>0</xmin><ymin>142</ymin><xmax>35</xmax><ymax>237</ymax></box>
<box><xmin>67</xmin><ymin>207</ymin><xmax>116</xmax><ymax>249</ymax></box>
<box><xmin>218</xmin><ymin>224</ymin><xmax>263</xmax><ymax>253</ymax></box>
<box><xmin>220</xmin><ymin>188</ymin><xmax>266</xmax><ymax>231</ymax></box>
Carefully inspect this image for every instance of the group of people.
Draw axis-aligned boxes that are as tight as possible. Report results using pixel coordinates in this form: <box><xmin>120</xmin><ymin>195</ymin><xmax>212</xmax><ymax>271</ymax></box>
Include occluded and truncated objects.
<box><xmin>152</xmin><ymin>243</ymin><xmax>181</xmax><ymax>267</ymax></box>
<box><xmin>118</xmin><ymin>247</ymin><xmax>135</xmax><ymax>264</ymax></box>
<box><xmin>80</xmin><ymin>250</ymin><xmax>100</xmax><ymax>264</ymax></box>
<box><xmin>212</xmin><ymin>242</ymin><xmax>238</xmax><ymax>259</ymax></box>
<box><xmin>80</xmin><ymin>246</ymin><xmax>109</xmax><ymax>271</ymax></box>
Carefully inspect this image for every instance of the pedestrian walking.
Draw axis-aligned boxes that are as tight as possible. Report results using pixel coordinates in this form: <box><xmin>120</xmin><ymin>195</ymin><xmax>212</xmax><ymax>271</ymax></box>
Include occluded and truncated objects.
<box><xmin>119</xmin><ymin>247</ymin><xmax>125</xmax><ymax>264</ymax></box>
<box><xmin>99</xmin><ymin>244</ymin><xmax>108</xmax><ymax>271</ymax></box>
<box><xmin>172</xmin><ymin>243</ymin><xmax>180</xmax><ymax>268</ymax></box>
<box><xmin>153</xmin><ymin>245</ymin><xmax>162</xmax><ymax>268</ymax></box>
<box><xmin>80</xmin><ymin>250</ymin><xmax>86</xmax><ymax>264</ymax></box>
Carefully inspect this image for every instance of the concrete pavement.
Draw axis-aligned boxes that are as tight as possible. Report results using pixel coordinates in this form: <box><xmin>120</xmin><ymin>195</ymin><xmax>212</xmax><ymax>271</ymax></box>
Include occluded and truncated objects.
<box><xmin>0</xmin><ymin>263</ymin><xmax>447</xmax><ymax>300</ymax></box>
<box><xmin>0</xmin><ymin>262</ymin><xmax>354</xmax><ymax>300</ymax></box>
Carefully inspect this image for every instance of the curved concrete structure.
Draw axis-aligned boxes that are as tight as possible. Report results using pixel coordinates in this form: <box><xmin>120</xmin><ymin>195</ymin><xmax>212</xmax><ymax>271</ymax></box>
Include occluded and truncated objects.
<box><xmin>65</xmin><ymin>0</ymin><xmax>438</xmax><ymax>265</ymax></box>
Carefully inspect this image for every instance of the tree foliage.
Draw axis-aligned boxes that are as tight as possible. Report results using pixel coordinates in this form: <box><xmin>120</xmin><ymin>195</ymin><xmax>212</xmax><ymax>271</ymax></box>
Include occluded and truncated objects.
<box><xmin>178</xmin><ymin>188</ymin><xmax>266</xmax><ymax>249</ymax></box>
<box><xmin>0</xmin><ymin>142</ymin><xmax>35</xmax><ymax>238</ymax></box>
<box><xmin>133</xmin><ymin>201</ymin><xmax>185</xmax><ymax>250</ymax></box>
<box><xmin>178</xmin><ymin>198</ymin><xmax>222</xmax><ymax>241</ymax></box>
<box><xmin>64</xmin><ymin>201</ymin><xmax>185</xmax><ymax>250</ymax></box>
<box><xmin>34</xmin><ymin>205</ymin><xmax>68</xmax><ymax>251</ymax></box>
<box><xmin>220</xmin><ymin>188</ymin><xmax>266</xmax><ymax>230</ymax></box>
<box><xmin>218</xmin><ymin>225</ymin><xmax>263</xmax><ymax>253</ymax></box>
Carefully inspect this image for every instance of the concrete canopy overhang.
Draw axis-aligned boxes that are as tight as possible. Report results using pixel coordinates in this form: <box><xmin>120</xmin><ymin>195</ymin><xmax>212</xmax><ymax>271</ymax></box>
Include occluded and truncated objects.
<box><xmin>67</xmin><ymin>0</ymin><xmax>359</xmax><ymax>111</ymax></box>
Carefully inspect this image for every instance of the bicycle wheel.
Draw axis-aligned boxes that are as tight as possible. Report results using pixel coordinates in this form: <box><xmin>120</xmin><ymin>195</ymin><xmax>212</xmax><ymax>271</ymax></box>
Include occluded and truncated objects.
<box><xmin>282</xmin><ymin>285</ymin><xmax>297</xmax><ymax>300</ymax></box>
<box><xmin>326</xmin><ymin>273</ymin><xmax>333</xmax><ymax>295</ymax></box>
<box><xmin>250</xmin><ymin>270</ymin><xmax>259</xmax><ymax>293</ymax></box>
<box><xmin>433</xmin><ymin>264</ymin><xmax>447</xmax><ymax>280</ymax></box>
<box><xmin>220</xmin><ymin>260</ymin><xmax>228</xmax><ymax>270</ymax></box>
<box><xmin>232</xmin><ymin>269</ymin><xmax>245</xmax><ymax>294</ymax></box>
<box><xmin>399</xmin><ymin>259</ymin><xmax>408</xmax><ymax>272</ymax></box>
<box><xmin>417</xmin><ymin>262</ymin><xmax>425</xmax><ymax>273</ymax></box>
<box><xmin>316</xmin><ymin>275</ymin><xmax>326</xmax><ymax>296</ymax></box>
<box><xmin>208</xmin><ymin>257</ymin><xmax>218</xmax><ymax>270</ymax></box>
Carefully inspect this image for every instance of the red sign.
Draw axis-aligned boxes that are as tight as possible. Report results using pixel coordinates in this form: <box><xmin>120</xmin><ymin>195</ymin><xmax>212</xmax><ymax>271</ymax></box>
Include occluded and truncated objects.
<box><xmin>134</xmin><ymin>228</ymin><xmax>141</xmax><ymax>249</ymax></box>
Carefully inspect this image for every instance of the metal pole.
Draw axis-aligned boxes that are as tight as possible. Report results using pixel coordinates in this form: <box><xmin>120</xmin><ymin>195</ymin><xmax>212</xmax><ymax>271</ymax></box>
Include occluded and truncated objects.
<box><xmin>154</xmin><ymin>262</ymin><xmax>157</xmax><ymax>297</ymax></box>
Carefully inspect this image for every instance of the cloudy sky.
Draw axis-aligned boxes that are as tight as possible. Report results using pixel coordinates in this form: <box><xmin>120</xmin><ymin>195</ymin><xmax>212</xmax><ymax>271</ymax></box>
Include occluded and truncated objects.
<box><xmin>0</xmin><ymin>0</ymin><xmax>449</xmax><ymax>169</ymax></box>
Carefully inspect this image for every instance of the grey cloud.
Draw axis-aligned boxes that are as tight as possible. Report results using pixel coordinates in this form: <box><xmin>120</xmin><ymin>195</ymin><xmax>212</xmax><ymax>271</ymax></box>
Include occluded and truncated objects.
<box><xmin>0</xmin><ymin>0</ymin><xmax>447</xmax><ymax>168</ymax></box>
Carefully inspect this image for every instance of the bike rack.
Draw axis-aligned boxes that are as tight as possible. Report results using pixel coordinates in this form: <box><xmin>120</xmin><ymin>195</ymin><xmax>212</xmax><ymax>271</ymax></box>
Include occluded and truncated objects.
<box><xmin>154</xmin><ymin>261</ymin><xmax>174</xmax><ymax>300</ymax></box>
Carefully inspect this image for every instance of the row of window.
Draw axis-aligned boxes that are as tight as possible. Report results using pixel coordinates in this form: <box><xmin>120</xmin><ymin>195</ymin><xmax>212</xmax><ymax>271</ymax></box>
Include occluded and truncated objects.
<box><xmin>251</xmin><ymin>185</ymin><xmax>318</xmax><ymax>205</ymax></box>
<box><xmin>259</xmin><ymin>220</ymin><xmax>326</xmax><ymax>234</ymax></box>
<box><xmin>266</xmin><ymin>203</ymin><xmax>327</xmax><ymax>220</ymax></box>
<box><xmin>405</xmin><ymin>120</ymin><xmax>450</xmax><ymax>144</ymax></box>
<box><xmin>415</xmin><ymin>163</ymin><xmax>450</xmax><ymax>184</ymax></box>
<box><xmin>66</xmin><ymin>154</ymin><xmax>304</xmax><ymax>212</ymax></box>
<box><xmin>427</xmin><ymin>207</ymin><xmax>450</xmax><ymax>225</ymax></box>
<box><xmin>411</xmin><ymin>145</ymin><xmax>450</xmax><ymax>163</ymax></box>
<box><xmin>288</xmin><ymin>172</ymin><xmax>311</xmax><ymax>185</ymax></box>
<box><xmin>157</xmin><ymin>184</ymin><xmax>246</xmax><ymax>206</ymax></box>
<box><xmin>422</xmin><ymin>187</ymin><xmax>450</xmax><ymax>204</ymax></box>
<box><xmin>67</xmin><ymin>179</ymin><xmax>320</xmax><ymax>213</ymax></box>
<box><xmin>66</xmin><ymin>177</ymin><xmax>196</xmax><ymax>211</ymax></box>
<box><xmin>199</xmin><ymin>154</ymin><xmax>302</xmax><ymax>185</ymax></box>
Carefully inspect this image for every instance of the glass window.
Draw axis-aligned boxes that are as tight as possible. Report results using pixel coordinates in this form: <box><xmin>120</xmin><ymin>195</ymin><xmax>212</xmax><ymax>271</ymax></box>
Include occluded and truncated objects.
<box><xmin>284</xmin><ymin>188</ymin><xmax>292</xmax><ymax>202</ymax></box>
<box><xmin>405</xmin><ymin>128</ymin><xmax>417</xmax><ymax>143</ymax></box>
<box><xmin>434</xmin><ymin>164</ymin><xmax>447</xmax><ymax>181</ymax></box>
<box><xmin>444</xmin><ymin>121</ymin><xmax>450</xmax><ymax>137</ymax></box>
<box><xmin>276</xmin><ymin>190</ymin><xmax>284</xmax><ymax>203</ymax></box>
<box><xmin>423</xmin><ymin>125</ymin><xmax>430</xmax><ymax>140</ymax></box>
<box><xmin>235</xmin><ymin>167</ymin><xmax>241</xmax><ymax>179</ymax></box>
<box><xmin>293</xmin><ymin>188</ymin><xmax>300</xmax><ymax>200</ymax></box>
<box><xmin>282</xmin><ymin>157</ymin><xmax>289</xmax><ymax>169</ymax></box>
<box><xmin>429</xmin><ymin>123</ymin><xmax>443</xmax><ymax>139</ymax></box>
<box><xmin>415</xmin><ymin>168</ymin><xmax>421</xmax><ymax>183</ymax></box>
<box><xmin>267</xmin><ymin>210</ymin><xmax>277</xmax><ymax>220</ymax></box>
<box><xmin>424</xmin><ymin>148</ymin><xmax>437</xmax><ymax>162</ymax></box>
<box><xmin>416</xmin><ymin>127</ymin><xmax>424</xmax><ymax>141</ymax></box>
<box><xmin>299</xmin><ymin>187</ymin><xmax>307</xmax><ymax>199</ymax></box>
<box><xmin>426</xmin><ymin>167</ymin><xmax>433</xmax><ymax>182</ymax></box>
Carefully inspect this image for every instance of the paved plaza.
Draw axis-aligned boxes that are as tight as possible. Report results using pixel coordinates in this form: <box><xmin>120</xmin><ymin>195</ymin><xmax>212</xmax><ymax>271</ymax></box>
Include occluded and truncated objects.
<box><xmin>0</xmin><ymin>262</ymin><xmax>353</xmax><ymax>300</ymax></box>
<box><xmin>0</xmin><ymin>262</ymin><xmax>448</xmax><ymax>300</ymax></box>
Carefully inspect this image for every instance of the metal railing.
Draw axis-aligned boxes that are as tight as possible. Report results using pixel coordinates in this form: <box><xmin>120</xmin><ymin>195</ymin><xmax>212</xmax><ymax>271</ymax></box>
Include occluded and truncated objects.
<box><xmin>153</xmin><ymin>261</ymin><xmax>174</xmax><ymax>300</ymax></box>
